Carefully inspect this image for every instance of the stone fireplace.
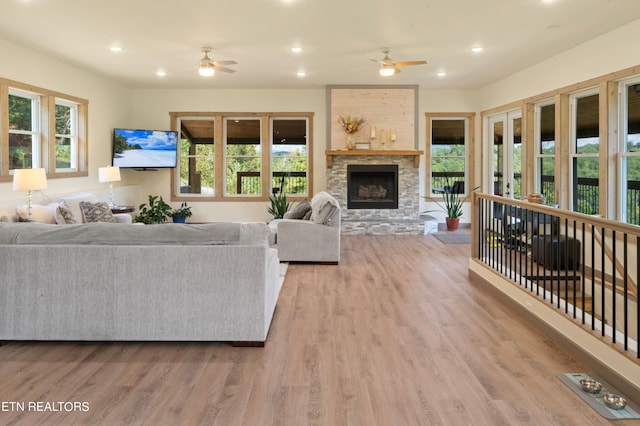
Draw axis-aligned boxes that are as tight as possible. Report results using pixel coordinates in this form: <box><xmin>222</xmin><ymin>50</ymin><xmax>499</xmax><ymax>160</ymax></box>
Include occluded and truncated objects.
<box><xmin>326</xmin><ymin>151</ymin><xmax>423</xmax><ymax>235</ymax></box>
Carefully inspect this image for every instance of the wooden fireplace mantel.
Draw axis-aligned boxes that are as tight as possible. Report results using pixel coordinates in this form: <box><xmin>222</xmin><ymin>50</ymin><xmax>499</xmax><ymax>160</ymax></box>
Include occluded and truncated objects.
<box><xmin>325</xmin><ymin>149</ymin><xmax>423</xmax><ymax>168</ymax></box>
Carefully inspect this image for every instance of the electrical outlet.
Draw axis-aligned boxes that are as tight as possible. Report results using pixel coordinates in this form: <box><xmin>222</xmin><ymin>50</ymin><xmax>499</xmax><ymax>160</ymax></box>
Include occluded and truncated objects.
<box><xmin>525</xmin><ymin>301</ymin><xmax>533</xmax><ymax>310</ymax></box>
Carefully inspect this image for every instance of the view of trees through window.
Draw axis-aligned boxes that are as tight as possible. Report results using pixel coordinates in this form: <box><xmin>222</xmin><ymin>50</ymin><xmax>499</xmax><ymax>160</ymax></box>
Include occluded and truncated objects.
<box><xmin>271</xmin><ymin>119</ymin><xmax>307</xmax><ymax>195</ymax></box>
<box><xmin>4</xmin><ymin>82</ymin><xmax>84</xmax><ymax>176</ymax></box>
<box><xmin>8</xmin><ymin>92</ymin><xmax>35</xmax><ymax>169</ymax></box>
<box><xmin>55</xmin><ymin>101</ymin><xmax>75</xmax><ymax>170</ymax></box>
<box><xmin>174</xmin><ymin>113</ymin><xmax>311</xmax><ymax>199</ymax></box>
<box><xmin>572</xmin><ymin>93</ymin><xmax>600</xmax><ymax>215</ymax></box>
<box><xmin>623</xmin><ymin>82</ymin><xmax>640</xmax><ymax>224</ymax></box>
<box><xmin>430</xmin><ymin>118</ymin><xmax>466</xmax><ymax>193</ymax></box>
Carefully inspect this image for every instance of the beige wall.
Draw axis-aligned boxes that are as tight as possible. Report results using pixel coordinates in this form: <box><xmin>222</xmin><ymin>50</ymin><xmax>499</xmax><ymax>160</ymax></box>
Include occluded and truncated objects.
<box><xmin>479</xmin><ymin>19</ymin><xmax>640</xmax><ymax>110</ymax></box>
<box><xmin>0</xmin><ymin>38</ymin><xmax>132</xmax><ymax>203</ymax></box>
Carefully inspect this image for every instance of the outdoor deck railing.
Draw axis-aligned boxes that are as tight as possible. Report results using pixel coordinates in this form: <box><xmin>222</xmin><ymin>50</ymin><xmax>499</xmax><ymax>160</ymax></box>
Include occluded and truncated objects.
<box><xmin>472</xmin><ymin>193</ymin><xmax>639</xmax><ymax>359</ymax></box>
<box><xmin>236</xmin><ymin>171</ymin><xmax>307</xmax><ymax>195</ymax></box>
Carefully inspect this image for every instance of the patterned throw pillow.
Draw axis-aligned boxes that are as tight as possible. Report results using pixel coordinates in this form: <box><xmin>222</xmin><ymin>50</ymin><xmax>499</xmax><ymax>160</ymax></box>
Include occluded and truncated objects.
<box><xmin>79</xmin><ymin>201</ymin><xmax>118</xmax><ymax>223</ymax></box>
<box><xmin>54</xmin><ymin>203</ymin><xmax>79</xmax><ymax>224</ymax></box>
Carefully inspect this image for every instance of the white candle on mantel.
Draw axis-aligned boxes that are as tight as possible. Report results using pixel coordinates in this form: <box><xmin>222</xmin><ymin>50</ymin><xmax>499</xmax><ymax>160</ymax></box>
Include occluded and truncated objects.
<box><xmin>391</xmin><ymin>128</ymin><xmax>397</xmax><ymax>141</ymax></box>
<box><xmin>370</xmin><ymin>126</ymin><xmax>376</xmax><ymax>139</ymax></box>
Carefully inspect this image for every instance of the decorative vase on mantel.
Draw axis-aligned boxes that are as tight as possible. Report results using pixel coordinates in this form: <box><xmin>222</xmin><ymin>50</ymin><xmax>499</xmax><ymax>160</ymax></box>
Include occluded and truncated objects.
<box><xmin>345</xmin><ymin>134</ymin><xmax>356</xmax><ymax>150</ymax></box>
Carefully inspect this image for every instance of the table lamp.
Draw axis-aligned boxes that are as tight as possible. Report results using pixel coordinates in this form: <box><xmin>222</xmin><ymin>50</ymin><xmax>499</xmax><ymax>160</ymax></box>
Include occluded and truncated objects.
<box><xmin>12</xmin><ymin>168</ymin><xmax>48</xmax><ymax>222</ymax></box>
<box><xmin>99</xmin><ymin>166</ymin><xmax>121</xmax><ymax>207</ymax></box>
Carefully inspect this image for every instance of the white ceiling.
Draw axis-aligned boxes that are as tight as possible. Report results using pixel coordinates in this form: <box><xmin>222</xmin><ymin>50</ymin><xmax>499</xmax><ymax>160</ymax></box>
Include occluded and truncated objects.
<box><xmin>2</xmin><ymin>0</ymin><xmax>640</xmax><ymax>90</ymax></box>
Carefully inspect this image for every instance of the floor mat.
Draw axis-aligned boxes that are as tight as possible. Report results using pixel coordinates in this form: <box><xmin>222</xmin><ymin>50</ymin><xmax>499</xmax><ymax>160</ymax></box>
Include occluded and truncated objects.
<box><xmin>432</xmin><ymin>232</ymin><xmax>471</xmax><ymax>244</ymax></box>
<box><xmin>557</xmin><ymin>373</ymin><xmax>640</xmax><ymax>420</ymax></box>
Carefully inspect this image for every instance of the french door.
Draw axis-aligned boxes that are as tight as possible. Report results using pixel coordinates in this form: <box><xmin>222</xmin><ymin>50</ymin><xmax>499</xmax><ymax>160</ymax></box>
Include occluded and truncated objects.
<box><xmin>488</xmin><ymin>109</ymin><xmax>522</xmax><ymax>200</ymax></box>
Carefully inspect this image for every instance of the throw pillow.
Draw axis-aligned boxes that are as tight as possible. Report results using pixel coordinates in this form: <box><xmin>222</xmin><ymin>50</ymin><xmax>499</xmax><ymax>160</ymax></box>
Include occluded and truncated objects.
<box><xmin>57</xmin><ymin>193</ymin><xmax>98</xmax><ymax>224</ymax></box>
<box><xmin>284</xmin><ymin>200</ymin><xmax>311</xmax><ymax>219</ymax></box>
<box><xmin>54</xmin><ymin>203</ymin><xmax>79</xmax><ymax>224</ymax></box>
<box><xmin>310</xmin><ymin>191</ymin><xmax>340</xmax><ymax>225</ymax></box>
<box><xmin>16</xmin><ymin>203</ymin><xmax>59</xmax><ymax>224</ymax></box>
<box><xmin>79</xmin><ymin>201</ymin><xmax>118</xmax><ymax>223</ymax></box>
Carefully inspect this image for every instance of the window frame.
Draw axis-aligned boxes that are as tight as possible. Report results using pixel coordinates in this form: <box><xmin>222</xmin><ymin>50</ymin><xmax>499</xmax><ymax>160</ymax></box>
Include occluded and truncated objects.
<box><xmin>426</xmin><ymin>112</ymin><xmax>474</xmax><ymax>197</ymax></box>
<box><xmin>269</xmin><ymin>116</ymin><xmax>310</xmax><ymax>198</ymax></box>
<box><xmin>54</xmin><ymin>98</ymin><xmax>79</xmax><ymax>172</ymax></box>
<box><xmin>618</xmin><ymin>76</ymin><xmax>640</xmax><ymax>225</ymax></box>
<box><xmin>534</xmin><ymin>99</ymin><xmax>556</xmax><ymax>204</ymax></box>
<box><xmin>569</xmin><ymin>88</ymin><xmax>600</xmax><ymax>214</ymax></box>
<box><xmin>170</xmin><ymin>111</ymin><xmax>313</xmax><ymax>202</ymax></box>
<box><xmin>0</xmin><ymin>77</ymin><xmax>88</xmax><ymax>181</ymax></box>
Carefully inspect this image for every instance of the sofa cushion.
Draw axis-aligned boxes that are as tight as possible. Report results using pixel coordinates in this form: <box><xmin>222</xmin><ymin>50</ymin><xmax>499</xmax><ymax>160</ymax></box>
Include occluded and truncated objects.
<box><xmin>0</xmin><ymin>222</ymin><xmax>269</xmax><ymax>246</ymax></box>
<box><xmin>57</xmin><ymin>193</ymin><xmax>97</xmax><ymax>223</ymax></box>
<box><xmin>80</xmin><ymin>201</ymin><xmax>118</xmax><ymax>223</ymax></box>
<box><xmin>310</xmin><ymin>191</ymin><xmax>340</xmax><ymax>226</ymax></box>
<box><xmin>284</xmin><ymin>200</ymin><xmax>311</xmax><ymax>220</ymax></box>
<box><xmin>54</xmin><ymin>204</ymin><xmax>79</xmax><ymax>224</ymax></box>
<box><xmin>16</xmin><ymin>203</ymin><xmax>60</xmax><ymax>224</ymax></box>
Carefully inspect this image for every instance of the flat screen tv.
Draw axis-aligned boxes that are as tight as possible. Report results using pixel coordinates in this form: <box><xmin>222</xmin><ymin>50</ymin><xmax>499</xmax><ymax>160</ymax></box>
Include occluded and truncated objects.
<box><xmin>112</xmin><ymin>128</ymin><xmax>178</xmax><ymax>169</ymax></box>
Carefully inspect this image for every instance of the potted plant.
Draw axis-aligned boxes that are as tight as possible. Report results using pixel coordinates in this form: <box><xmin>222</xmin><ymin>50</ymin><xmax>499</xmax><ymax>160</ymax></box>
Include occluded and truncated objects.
<box><xmin>134</xmin><ymin>195</ymin><xmax>172</xmax><ymax>224</ymax></box>
<box><xmin>171</xmin><ymin>202</ymin><xmax>192</xmax><ymax>223</ymax></box>
<box><xmin>423</xmin><ymin>179</ymin><xmax>478</xmax><ymax>231</ymax></box>
<box><xmin>268</xmin><ymin>190</ymin><xmax>291</xmax><ymax>219</ymax></box>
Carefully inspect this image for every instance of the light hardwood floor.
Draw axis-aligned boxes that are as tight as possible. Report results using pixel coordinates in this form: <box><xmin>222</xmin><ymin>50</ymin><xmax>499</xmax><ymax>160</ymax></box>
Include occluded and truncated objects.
<box><xmin>0</xmin><ymin>235</ymin><xmax>626</xmax><ymax>425</ymax></box>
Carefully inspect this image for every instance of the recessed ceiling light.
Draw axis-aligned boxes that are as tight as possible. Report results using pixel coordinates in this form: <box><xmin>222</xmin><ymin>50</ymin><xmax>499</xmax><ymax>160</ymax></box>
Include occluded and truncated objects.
<box><xmin>156</xmin><ymin>70</ymin><xmax>166</xmax><ymax>77</ymax></box>
<box><xmin>297</xmin><ymin>71</ymin><xmax>306</xmax><ymax>77</ymax></box>
<box><xmin>291</xmin><ymin>47</ymin><xmax>303</xmax><ymax>53</ymax></box>
<box><xmin>110</xmin><ymin>46</ymin><xmax>123</xmax><ymax>53</ymax></box>
<box><xmin>471</xmin><ymin>47</ymin><xmax>483</xmax><ymax>53</ymax></box>
<box><xmin>437</xmin><ymin>72</ymin><xmax>446</xmax><ymax>77</ymax></box>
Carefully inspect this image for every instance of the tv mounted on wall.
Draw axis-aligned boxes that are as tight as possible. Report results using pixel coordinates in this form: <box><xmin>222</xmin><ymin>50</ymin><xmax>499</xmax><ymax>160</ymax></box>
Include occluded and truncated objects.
<box><xmin>112</xmin><ymin>128</ymin><xmax>178</xmax><ymax>169</ymax></box>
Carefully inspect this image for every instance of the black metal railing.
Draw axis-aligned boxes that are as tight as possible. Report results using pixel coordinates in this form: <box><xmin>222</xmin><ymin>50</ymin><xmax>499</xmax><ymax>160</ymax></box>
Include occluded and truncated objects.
<box><xmin>236</xmin><ymin>171</ymin><xmax>307</xmax><ymax>195</ymax></box>
<box><xmin>473</xmin><ymin>193</ymin><xmax>639</xmax><ymax>358</ymax></box>
<box><xmin>492</xmin><ymin>174</ymin><xmax>640</xmax><ymax>225</ymax></box>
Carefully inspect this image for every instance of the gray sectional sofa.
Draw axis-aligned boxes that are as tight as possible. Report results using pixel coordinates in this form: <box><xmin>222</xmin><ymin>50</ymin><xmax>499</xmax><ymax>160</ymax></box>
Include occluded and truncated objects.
<box><xmin>0</xmin><ymin>222</ymin><xmax>282</xmax><ymax>344</ymax></box>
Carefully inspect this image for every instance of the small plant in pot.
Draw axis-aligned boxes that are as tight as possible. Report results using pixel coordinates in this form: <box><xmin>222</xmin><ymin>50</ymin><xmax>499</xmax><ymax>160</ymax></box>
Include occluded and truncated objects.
<box><xmin>422</xmin><ymin>179</ymin><xmax>478</xmax><ymax>231</ymax></box>
<box><xmin>134</xmin><ymin>195</ymin><xmax>172</xmax><ymax>224</ymax></box>
<box><xmin>267</xmin><ymin>189</ymin><xmax>291</xmax><ymax>219</ymax></box>
<box><xmin>171</xmin><ymin>202</ymin><xmax>192</xmax><ymax>223</ymax></box>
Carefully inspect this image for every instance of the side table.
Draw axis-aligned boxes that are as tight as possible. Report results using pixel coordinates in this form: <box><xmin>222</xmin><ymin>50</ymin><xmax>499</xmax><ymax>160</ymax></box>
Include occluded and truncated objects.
<box><xmin>110</xmin><ymin>206</ymin><xmax>135</xmax><ymax>214</ymax></box>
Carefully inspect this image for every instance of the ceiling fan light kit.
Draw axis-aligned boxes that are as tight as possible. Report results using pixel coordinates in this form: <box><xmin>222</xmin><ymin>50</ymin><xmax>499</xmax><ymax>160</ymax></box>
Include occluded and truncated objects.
<box><xmin>198</xmin><ymin>46</ymin><xmax>237</xmax><ymax>77</ymax></box>
<box><xmin>373</xmin><ymin>47</ymin><xmax>426</xmax><ymax>77</ymax></box>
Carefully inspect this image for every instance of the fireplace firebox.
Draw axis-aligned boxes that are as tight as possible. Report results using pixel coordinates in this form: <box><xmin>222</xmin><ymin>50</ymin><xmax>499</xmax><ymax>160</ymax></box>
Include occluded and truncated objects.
<box><xmin>347</xmin><ymin>164</ymin><xmax>398</xmax><ymax>209</ymax></box>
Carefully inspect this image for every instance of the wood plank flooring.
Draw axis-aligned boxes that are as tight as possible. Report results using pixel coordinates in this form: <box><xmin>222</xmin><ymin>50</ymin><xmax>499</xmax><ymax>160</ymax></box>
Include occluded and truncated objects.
<box><xmin>0</xmin><ymin>235</ymin><xmax>624</xmax><ymax>425</ymax></box>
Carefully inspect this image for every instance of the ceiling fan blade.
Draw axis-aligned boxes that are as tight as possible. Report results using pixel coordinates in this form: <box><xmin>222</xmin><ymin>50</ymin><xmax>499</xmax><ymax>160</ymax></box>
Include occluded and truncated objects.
<box><xmin>214</xmin><ymin>60</ymin><xmax>237</xmax><ymax>66</ymax></box>
<box><xmin>394</xmin><ymin>60</ymin><xmax>427</xmax><ymax>67</ymax></box>
<box><xmin>213</xmin><ymin>66</ymin><xmax>236</xmax><ymax>73</ymax></box>
<box><xmin>393</xmin><ymin>68</ymin><xmax>401</xmax><ymax>74</ymax></box>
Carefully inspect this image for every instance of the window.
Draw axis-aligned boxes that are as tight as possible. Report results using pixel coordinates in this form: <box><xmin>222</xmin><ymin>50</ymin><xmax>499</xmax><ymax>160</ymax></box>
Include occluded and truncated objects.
<box><xmin>535</xmin><ymin>101</ymin><xmax>556</xmax><ymax>204</ymax></box>
<box><xmin>8</xmin><ymin>89</ymin><xmax>39</xmax><ymax>169</ymax></box>
<box><xmin>570</xmin><ymin>90</ymin><xmax>600</xmax><ymax>214</ymax></box>
<box><xmin>620</xmin><ymin>79</ymin><xmax>640</xmax><ymax>225</ymax></box>
<box><xmin>427</xmin><ymin>114</ymin><xmax>472</xmax><ymax>195</ymax></box>
<box><xmin>1</xmin><ymin>77</ymin><xmax>88</xmax><ymax>180</ymax></box>
<box><xmin>177</xmin><ymin>117</ymin><xmax>215</xmax><ymax>195</ymax></box>
<box><xmin>171</xmin><ymin>112</ymin><xmax>313</xmax><ymax>201</ymax></box>
<box><xmin>271</xmin><ymin>118</ymin><xmax>308</xmax><ymax>196</ymax></box>
<box><xmin>225</xmin><ymin>118</ymin><xmax>262</xmax><ymax>196</ymax></box>
<box><xmin>55</xmin><ymin>99</ymin><xmax>78</xmax><ymax>171</ymax></box>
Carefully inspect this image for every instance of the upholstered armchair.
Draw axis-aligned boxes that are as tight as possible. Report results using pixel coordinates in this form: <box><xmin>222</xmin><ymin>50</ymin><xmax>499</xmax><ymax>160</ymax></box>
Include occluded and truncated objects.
<box><xmin>275</xmin><ymin>191</ymin><xmax>341</xmax><ymax>263</ymax></box>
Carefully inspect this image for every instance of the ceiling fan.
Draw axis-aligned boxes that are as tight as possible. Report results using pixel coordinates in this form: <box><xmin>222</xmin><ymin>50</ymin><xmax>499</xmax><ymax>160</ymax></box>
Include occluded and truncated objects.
<box><xmin>198</xmin><ymin>47</ymin><xmax>237</xmax><ymax>77</ymax></box>
<box><xmin>372</xmin><ymin>47</ymin><xmax>427</xmax><ymax>76</ymax></box>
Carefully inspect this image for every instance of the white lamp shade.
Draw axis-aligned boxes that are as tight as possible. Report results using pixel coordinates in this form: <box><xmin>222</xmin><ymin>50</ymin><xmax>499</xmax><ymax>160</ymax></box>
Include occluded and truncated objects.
<box><xmin>99</xmin><ymin>166</ymin><xmax>121</xmax><ymax>183</ymax></box>
<box><xmin>12</xmin><ymin>168</ymin><xmax>48</xmax><ymax>191</ymax></box>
